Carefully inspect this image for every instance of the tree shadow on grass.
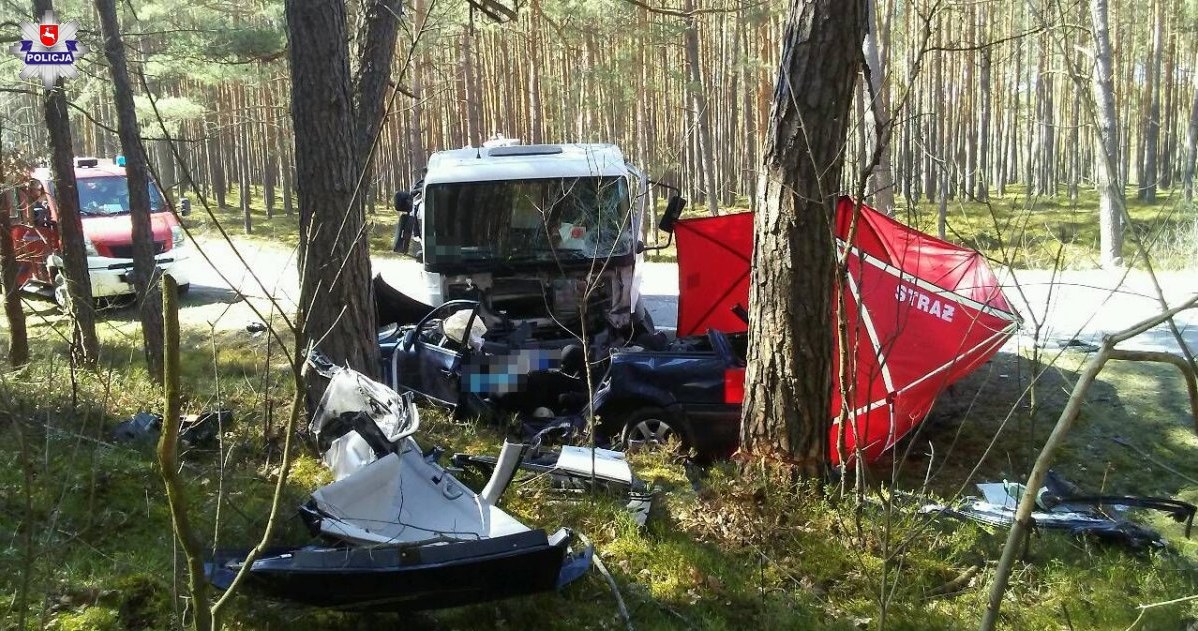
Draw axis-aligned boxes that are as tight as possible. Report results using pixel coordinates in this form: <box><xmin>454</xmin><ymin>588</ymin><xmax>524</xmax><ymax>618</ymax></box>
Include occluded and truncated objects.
<box><xmin>891</xmin><ymin>348</ymin><xmax>1198</xmax><ymax>501</ymax></box>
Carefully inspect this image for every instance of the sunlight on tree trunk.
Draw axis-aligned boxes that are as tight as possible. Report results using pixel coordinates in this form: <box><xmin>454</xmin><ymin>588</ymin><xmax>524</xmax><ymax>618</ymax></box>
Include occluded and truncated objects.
<box><xmin>286</xmin><ymin>0</ymin><xmax>389</xmax><ymax>392</ymax></box>
<box><xmin>862</xmin><ymin>0</ymin><xmax>894</xmax><ymax>214</ymax></box>
<box><xmin>739</xmin><ymin>0</ymin><xmax>866</xmax><ymax>478</ymax></box>
<box><xmin>0</xmin><ymin>154</ymin><xmax>29</xmax><ymax>367</ymax></box>
<box><xmin>1184</xmin><ymin>47</ymin><xmax>1198</xmax><ymax>204</ymax></box>
<box><xmin>96</xmin><ymin>0</ymin><xmax>165</xmax><ymax>382</ymax></box>
<box><xmin>1090</xmin><ymin>0</ymin><xmax>1125</xmax><ymax>269</ymax></box>
<box><xmin>684</xmin><ymin>0</ymin><xmax>719</xmax><ymax>216</ymax></box>
<box><xmin>34</xmin><ymin>0</ymin><xmax>98</xmax><ymax>368</ymax></box>
<box><xmin>41</xmin><ymin>84</ymin><xmax>100</xmax><ymax>368</ymax></box>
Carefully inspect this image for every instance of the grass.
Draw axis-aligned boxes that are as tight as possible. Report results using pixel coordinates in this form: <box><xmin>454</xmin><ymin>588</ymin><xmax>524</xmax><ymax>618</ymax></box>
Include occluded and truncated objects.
<box><xmin>899</xmin><ymin>185</ymin><xmax>1198</xmax><ymax>270</ymax></box>
<box><xmin>184</xmin><ymin>188</ymin><xmax>405</xmax><ymax>257</ymax></box>
<box><xmin>4</xmin><ymin>303</ymin><xmax>1198</xmax><ymax>630</ymax></box>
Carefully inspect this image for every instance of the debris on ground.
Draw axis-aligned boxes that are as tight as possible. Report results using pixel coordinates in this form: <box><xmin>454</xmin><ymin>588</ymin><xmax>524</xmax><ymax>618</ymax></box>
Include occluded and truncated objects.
<box><xmin>920</xmin><ymin>470</ymin><xmax>1196</xmax><ymax>549</ymax></box>
<box><xmin>1054</xmin><ymin>338</ymin><xmax>1101</xmax><ymax>352</ymax></box>
<box><xmin>111</xmin><ymin>410</ymin><xmax>230</xmax><ymax>449</ymax></box>
<box><xmin>111</xmin><ymin>412</ymin><xmax>161</xmax><ymax>444</ymax></box>
<box><xmin>452</xmin><ymin>442</ymin><xmax>655</xmax><ymax>527</ymax></box>
<box><xmin>207</xmin><ymin>361</ymin><xmax>593</xmax><ymax>611</ymax></box>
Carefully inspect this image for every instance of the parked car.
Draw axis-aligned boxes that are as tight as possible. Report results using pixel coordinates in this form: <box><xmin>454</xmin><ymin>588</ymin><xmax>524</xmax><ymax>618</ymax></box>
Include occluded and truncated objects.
<box><xmin>11</xmin><ymin>156</ymin><xmax>191</xmax><ymax>307</ymax></box>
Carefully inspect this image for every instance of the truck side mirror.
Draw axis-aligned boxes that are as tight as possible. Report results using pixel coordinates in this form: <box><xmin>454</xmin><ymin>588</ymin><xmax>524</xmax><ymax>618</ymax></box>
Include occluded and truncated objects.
<box><xmin>658</xmin><ymin>195</ymin><xmax>686</xmax><ymax>234</ymax></box>
<box><xmin>394</xmin><ymin>190</ymin><xmax>413</xmax><ymax>215</ymax></box>
<box><xmin>180</xmin><ymin>198</ymin><xmax>192</xmax><ymax>217</ymax></box>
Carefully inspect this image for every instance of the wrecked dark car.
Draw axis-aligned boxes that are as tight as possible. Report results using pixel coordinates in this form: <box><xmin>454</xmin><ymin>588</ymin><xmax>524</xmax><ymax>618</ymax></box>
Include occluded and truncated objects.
<box><xmin>377</xmin><ymin>297</ymin><xmax>592</xmax><ymax>421</ymax></box>
<box><xmin>378</xmin><ymin>195</ymin><xmax>1026</xmax><ymax>467</ymax></box>
<box><xmin>590</xmin><ymin>328</ymin><xmax>746</xmax><ymax>456</ymax></box>
<box><xmin>376</xmin><ymin>288</ymin><xmax>747</xmax><ymax>458</ymax></box>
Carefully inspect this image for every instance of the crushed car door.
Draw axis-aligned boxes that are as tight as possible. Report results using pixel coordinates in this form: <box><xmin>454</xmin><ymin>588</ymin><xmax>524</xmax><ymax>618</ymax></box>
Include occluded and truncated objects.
<box><xmin>410</xmin><ymin>338</ymin><xmax>463</xmax><ymax>406</ymax></box>
<box><xmin>390</xmin><ymin>301</ymin><xmax>482</xmax><ymax>407</ymax></box>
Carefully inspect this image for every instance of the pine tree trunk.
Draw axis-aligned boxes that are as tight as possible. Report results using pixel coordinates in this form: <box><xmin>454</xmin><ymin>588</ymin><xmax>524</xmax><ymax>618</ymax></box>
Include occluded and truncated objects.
<box><xmin>684</xmin><ymin>0</ymin><xmax>720</xmax><ymax>216</ymax></box>
<box><xmin>1184</xmin><ymin>48</ymin><xmax>1198</xmax><ymax>203</ymax></box>
<box><xmin>526</xmin><ymin>2</ymin><xmax>542</xmax><ymax>145</ymax></box>
<box><xmin>927</xmin><ymin>22</ymin><xmax>942</xmax><ymax>200</ymax></box>
<box><xmin>976</xmin><ymin>47</ymin><xmax>991</xmax><ymax>200</ymax></box>
<box><xmin>96</xmin><ymin>0</ymin><xmax>165</xmax><ymax>382</ymax></box>
<box><xmin>1141</xmin><ymin>0</ymin><xmax>1164</xmax><ymax>201</ymax></box>
<box><xmin>352</xmin><ymin>0</ymin><xmax>401</xmax><ymax>172</ymax></box>
<box><xmin>742</xmin><ymin>13</ymin><xmax>758</xmax><ymax>208</ymax></box>
<box><xmin>1090</xmin><ymin>0</ymin><xmax>1124</xmax><ymax>269</ymax></box>
<box><xmin>263</xmin><ymin>92</ymin><xmax>276</xmax><ymax>219</ymax></box>
<box><xmin>0</xmin><ymin>179</ymin><xmax>29</xmax><ymax>367</ymax></box>
<box><xmin>740</xmin><ymin>0</ymin><xmax>865</xmax><ymax>477</ymax></box>
<box><xmin>1068</xmin><ymin>80</ymin><xmax>1082</xmax><ymax>201</ymax></box>
<box><xmin>287</xmin><ymin>0</ymin><xmax>381</xmax><ymax>385</ymax></box>
<box><xmin>1160</xmin><ymin>26</ymin><xmax>1176</xmax><ymax>190</ymax></box>
<box><xmin>237</xmin><ymin>87</ymin><xmax>252</xmax><ymax>233</ymax></box>
<box><xmin>208</xmin><ymin>112</ymin><xmax>227</xmax><ymax>209</ymax></box>
<box><xmin>275</xmin><ymin>110</ymin><xmax>295</xmax><ymax>216</ymax></box>
<box><xmin>32</xmin><ymin>0</ymin><xmax>99</xmax><ymax>369</ymax></box>
<box><xmin>461</xmin><ymin>27</ymin><xmax>481</xmax><ymax>146</ymax></box>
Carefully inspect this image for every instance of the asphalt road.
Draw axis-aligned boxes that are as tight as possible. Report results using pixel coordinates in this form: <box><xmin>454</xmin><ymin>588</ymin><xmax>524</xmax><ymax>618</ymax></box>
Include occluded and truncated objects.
<box><xmin>186</xmin><ymin>235</ymin><xmax>1197</xmax><ymax>356</ymax></box>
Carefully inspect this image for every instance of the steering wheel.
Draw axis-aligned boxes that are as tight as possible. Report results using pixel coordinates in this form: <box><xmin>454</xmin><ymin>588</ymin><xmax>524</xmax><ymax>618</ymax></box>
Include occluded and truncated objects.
<box><xmin>407</xmin><ymin>300</ymin><xmax>482</xmax><ymax>353</ymax></box>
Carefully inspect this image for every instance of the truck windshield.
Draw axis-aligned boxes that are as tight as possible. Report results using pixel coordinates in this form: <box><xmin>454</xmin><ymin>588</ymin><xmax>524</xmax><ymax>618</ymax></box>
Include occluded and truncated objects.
<box><xmin>424</xmin><ymin>176</ymin><xmax>634</xmax><ymax>268</ymax></box>
<box><xmin>76</xmin><ymin>176</ymin><xmax>167</xmax><ymax>216</ymax></box>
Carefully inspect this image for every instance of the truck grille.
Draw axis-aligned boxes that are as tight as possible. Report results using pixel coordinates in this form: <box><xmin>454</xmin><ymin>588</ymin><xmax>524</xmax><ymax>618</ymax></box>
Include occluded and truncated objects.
<box><xmin>108</xmin><ymin>242</ymin><xmax>166</xmax><ymax>259</ymax></box>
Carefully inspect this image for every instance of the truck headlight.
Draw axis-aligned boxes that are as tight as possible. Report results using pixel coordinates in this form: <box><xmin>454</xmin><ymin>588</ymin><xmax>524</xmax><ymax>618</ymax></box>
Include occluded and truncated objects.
<box><xmin>171</xmin><ymin>226</ymin><xmax>185</xmax><ymax>248</ymax></box>
<box><xmin>84</xmin><ymin>236</ymin><xmax>98</xmax><ymax>257</ymax></box>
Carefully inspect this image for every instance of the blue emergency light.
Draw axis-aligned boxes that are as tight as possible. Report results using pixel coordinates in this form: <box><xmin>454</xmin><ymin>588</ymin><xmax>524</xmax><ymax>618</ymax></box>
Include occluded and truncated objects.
<box><xmin>115</xmin><ymin>155</ymin><xmax>126</xmax><ymax>167</ymax></box>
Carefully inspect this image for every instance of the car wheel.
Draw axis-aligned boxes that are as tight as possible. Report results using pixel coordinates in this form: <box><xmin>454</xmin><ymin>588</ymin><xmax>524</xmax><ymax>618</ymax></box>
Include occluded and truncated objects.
<box><xmin>52</xmin><ymin>271</ymin><xmax>73</xmax><ymax>312</ymax></box>
<box><xmin>620</xmin><ymin>407</ymin><xmax>688</xmax><ymax>452</ymax></box>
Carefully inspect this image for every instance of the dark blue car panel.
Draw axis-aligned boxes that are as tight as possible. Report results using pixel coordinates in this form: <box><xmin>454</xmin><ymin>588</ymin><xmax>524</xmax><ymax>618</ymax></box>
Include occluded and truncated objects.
<box><xmin>597</xmin><ymin>330</ymin><xmax>745</xmax><ymax>457</ymax></box>
<box><xmin>606</xmin><ymin>351</ymin><xmax>727</xmax><ymax>406</ymax></box>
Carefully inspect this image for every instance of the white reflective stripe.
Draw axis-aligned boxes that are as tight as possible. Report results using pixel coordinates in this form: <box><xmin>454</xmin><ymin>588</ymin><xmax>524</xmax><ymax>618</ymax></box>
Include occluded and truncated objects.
<box><xmin>830</xmin><ymin>325</ymin><xmax>1016</xmax><ymax>425</ymax></box>
<box><xmin>844</xmin><ymin>271</ymin><xmax>895</xmax><ymax>393</ymax></box>
<box><xmin>836</xmin><ymin>239</ymin><xmax>1021</xmax><ymax>323</ymax></box>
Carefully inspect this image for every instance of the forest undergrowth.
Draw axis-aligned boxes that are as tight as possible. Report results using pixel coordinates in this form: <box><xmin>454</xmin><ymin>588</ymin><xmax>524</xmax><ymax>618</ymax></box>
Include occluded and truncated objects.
<box><xmin>3</xmin><ymin>258</ymin><xmax>1198</xmax><ymax>629</ymax></box>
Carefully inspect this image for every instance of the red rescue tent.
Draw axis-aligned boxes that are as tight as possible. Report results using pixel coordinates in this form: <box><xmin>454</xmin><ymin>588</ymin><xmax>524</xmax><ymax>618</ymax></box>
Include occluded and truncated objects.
<box><xmin>674</xmin><ymin>196</ymin><xmax>1021</xmax><ymax>464</ymax></box>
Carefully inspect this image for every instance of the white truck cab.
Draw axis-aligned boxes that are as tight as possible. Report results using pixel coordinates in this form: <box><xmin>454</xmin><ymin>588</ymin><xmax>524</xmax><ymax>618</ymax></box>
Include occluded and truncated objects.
<box><xmin>392</xmin><ymin>142</ymin><xmax>669</xmax><ymax>345</ymax></box>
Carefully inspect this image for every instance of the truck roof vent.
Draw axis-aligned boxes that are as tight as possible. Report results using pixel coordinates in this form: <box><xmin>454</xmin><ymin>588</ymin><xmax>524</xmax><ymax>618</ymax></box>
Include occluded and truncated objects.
<box><xmin>487</xmin><ymin>145</ymin><xmax>564</xmax><ymax>157</ymax></box>
<box><xmin>75</xmin><ymin>157</ymin><xmax>99</xmax><ymax>168</ymax></box>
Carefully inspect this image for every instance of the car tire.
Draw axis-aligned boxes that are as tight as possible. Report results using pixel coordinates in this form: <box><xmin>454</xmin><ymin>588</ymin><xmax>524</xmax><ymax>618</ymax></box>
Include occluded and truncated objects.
<box><xmin>619</xmin><ymin>407</ymin><xmax>689</xmax><ymax>452</ymax></box>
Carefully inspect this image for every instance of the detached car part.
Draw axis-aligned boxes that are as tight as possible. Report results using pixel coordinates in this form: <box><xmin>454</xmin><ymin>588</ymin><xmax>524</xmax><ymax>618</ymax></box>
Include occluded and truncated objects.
<box><xmin>452</xmin><ymin>443</ymin><xmax>655</xmax><ymax>527</ymax></box>
<box><xmin>207</xmin><ymin>362</ymin><xmax>592</xmax><ymax>611</ymax></box>
<box><xmin>920</xmin><ymin>470</ymin><xmax>1197</xmax><ymax>549</ymax></box>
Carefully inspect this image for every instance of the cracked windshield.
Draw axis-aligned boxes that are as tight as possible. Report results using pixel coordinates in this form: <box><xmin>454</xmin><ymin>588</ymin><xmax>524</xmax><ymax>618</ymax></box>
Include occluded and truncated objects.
<box><xmin>425</xmin><ymin>176</ymin><xmax>634</xmax><ymax>267</ymax></box>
